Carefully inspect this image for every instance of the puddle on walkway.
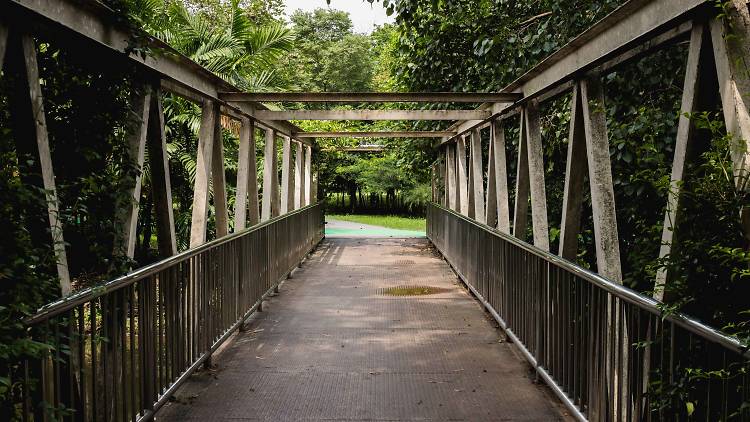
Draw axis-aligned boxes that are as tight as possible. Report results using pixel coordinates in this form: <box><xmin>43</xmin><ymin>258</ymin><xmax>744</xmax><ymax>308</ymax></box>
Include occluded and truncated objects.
<box><xmin>378</xmin><ymin>285</ymin><xmax>451</xmax><ymax>296</ymax></box>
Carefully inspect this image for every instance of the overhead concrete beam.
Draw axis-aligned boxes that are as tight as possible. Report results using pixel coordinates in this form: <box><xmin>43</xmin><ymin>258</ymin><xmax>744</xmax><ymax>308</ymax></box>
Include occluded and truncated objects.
<box><xmin>295</xmin><ymin>131</ymin><xmax>456</xmax><ymax>138</ymax></box>
<box><xmin>220</xmin><ymin>92</ymin><xmax>521</xmax><ymax>103</ymax></box>
<box><xmin>5</xmin><ymin>0</ymin><xmax>305</xmax><ymax>142</ymax></box>
<box><xmin>255</xmin><ymin>110</ymin><xmax>490</xmax><ymax>121</ymax></box>
<box><xmin>443</xmin><ymin>0</ymin><xmax>704</xmax><ymax>145</ymax></box>
<box><xmin>326</xmin><ymin>146</ymin><xmax>386</xmax><ymax>152</ymax></box>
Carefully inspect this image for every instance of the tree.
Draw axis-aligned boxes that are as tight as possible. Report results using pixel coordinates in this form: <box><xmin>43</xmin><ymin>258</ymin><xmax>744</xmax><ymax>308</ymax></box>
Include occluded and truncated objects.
<box><xmin>279</xmin><ymin>9</ymin><xmax>374</xmax><ymax>92</ymax></box>
<box><xmin>134</xmin><ymin>0</ymin><xmax>294</xmax><ymax>91</ymax></box>
<box><xmin>290</xmin><ymin>8</ymin><xmax>353</xmax><ymax>44</ymax></box>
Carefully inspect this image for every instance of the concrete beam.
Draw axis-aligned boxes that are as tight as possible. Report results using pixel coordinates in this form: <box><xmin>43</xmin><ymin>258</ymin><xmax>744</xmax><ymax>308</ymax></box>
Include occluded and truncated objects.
<box><xmin>5</xmin><ymin>0</ymin><xmax>304</xmax><ymax>142</ymax></box>
<box><xmin>326</xmin><ymin>146</ymin><xmax>386</xmax><ymax>152</ymax></box>
<box><xmin>456</xmin><ymin>136</ymin><xmax>469</xmax><ymax>216</ymax></box>
<box><xmin>211</xmin><ymin>122</ymin><xmax>229</xmax><ymax>238</ymax></box>
<box><xmin>446</xmin><ymin>145</ymin><xmax>457</xmax><ymax>211</ymax></box>
<box><xmin>581</xmin><ymin>76</ymin><xmax>622</xmax><ymax>283</ymax></box>
<box><xmin>558</xmin><ymin>84</ymin><xmax>588</xmax><ymax>261</ymax></box>
<box><xmin>294</xmin><ymin>141</ymin><xmax>304</xmax><ymax>209</ymax></box>
<box><xmin>525</xmin><ymin>102</ymin><xmax>550</xmax><ymax>252</ymax></box>
<box><xmin>711</xmin><ymin>6</ymin><xmax>750</xmax><ymax>186</ymax></box>
<box><xmin>506</xmin><ymin>0</ymin><xmax>706</xmax><ymax>98</ymax></box>
<box><xmin>444</xmin><ymin>0</ymin><xmax>703</xmax><ymax>144</ymax></box>
<box><xmin>280</xmin><ymin>135</ymin><xmax>293</xmax><ymax>214</ymax></box>
<box><xmin>295</xmin><ymin>131</ymin><xmax>456</xmax><ymax>138</ymax></box>
<box><xmin>254</xmin><ymin>110</ymin><xmax>491</xmax><ymax>121</ymax></box>
<box><xmin>220</xmin><ymin>92</ymin><xmax>521</xmax><ymax>103</ymax></box>
<box><xmin>117</xmin><ymin>85</ymin><xmax>151</xmax><ymax>259</ymax></box>
<box><xmin>261</xmin><ymin>128</ymin><xmax>277</xmax><ymax>221</ymax></box>
<box><xmin>513</xmin><ymin>110</ymin><xmax>530</xmax><ymax>241</ymax></box>
<box><xmin>8</xmin><ymin>32</ymin><xmax>72</xmax><ymax>294</ymax></box>
<box><xmin>147</xmin><ymin>89</ymin><xmax>178</xmax><ymax>257</ymax></box>
<box><xmin>304</xmin><ymin>145</ymin><xmax>312</xmax><ymax>206</ymax></box>
<box><xmin>489</xmin><ymin>120</ymin><xmax>511</xmax><ymax>233</ymax></box>
<box><xmin>189</xmin><ymin>100</ymin><xmax>218</xmax><ymax>247</ymax></box>
<box><xmin>655</xmin><ymin>22</ymin><xmax>719</xmax><ymax>299</ymax></box>
<box><xmin>469</xmin><ymin>128</ymin><xmax>485</xmax><ymax>223</ymax></box>
<box><xmin>235</xmin><ymin>118</ymin><xmax>259</xmax><ymax>230</ymax></box>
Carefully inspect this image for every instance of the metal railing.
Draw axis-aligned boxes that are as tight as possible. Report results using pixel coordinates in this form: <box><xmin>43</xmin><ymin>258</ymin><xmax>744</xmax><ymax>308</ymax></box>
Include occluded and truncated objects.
<box><xmin>22</xmin><ymin>204</ymin><xmax>324</xmax><ymax>422</ymax></box>
<box><xmin>427</xmin><ymin>203</ymin><xmax>750</xmax><ymax>421</ymax></box>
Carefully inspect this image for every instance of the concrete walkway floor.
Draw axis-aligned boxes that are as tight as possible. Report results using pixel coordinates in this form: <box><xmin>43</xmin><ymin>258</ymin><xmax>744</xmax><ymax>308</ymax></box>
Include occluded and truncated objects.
<box><xmin>158</xmin><ymin>238</ymin><xmax>568</xmax><ymax>421</ymax></box>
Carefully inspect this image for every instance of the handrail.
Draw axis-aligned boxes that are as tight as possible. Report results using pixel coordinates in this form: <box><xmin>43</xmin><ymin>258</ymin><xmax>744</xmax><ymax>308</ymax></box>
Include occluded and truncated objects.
<box><xmin>22</xmin><ymin>204</ymin><xmax>324</xmax><ymax>421</ymax></box>
<box><xmin>427</xmin><ymin>202</ymin><xmax>750</xmax><ymax>420</ymax></box>
<box><xmin>429</xmin><ymin>202</ymin><xmax>748</xmax><ymax>356</ymax></box>
<box><xmin>27</xmin><ymin>204</ymin><xmax>321</xmax><ymax>324</ymax></box>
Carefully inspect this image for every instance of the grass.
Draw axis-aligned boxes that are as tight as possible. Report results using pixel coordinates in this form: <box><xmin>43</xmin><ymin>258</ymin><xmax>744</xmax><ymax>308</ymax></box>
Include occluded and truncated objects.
<box><xmin>327</xmin><ymin>214</ymin><xmax>426</xmax><ymax>232</ymax></box>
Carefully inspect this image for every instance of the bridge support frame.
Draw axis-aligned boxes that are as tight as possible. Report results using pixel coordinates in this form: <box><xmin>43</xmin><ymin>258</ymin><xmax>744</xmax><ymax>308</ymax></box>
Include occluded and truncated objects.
<box><xmin>3</xmin><ymin>28</ymin><xmax>72</xmax><ymax>294</ymax></box>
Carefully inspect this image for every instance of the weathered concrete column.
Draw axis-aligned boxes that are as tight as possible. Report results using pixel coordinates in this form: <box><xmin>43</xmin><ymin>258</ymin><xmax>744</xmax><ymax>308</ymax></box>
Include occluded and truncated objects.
<box><xmin>261</xmin><ymin>128</ymin><xmax>277</xmax><ymax>221</ymax></box>
<box><xmin>438</xmin><ymin>152</ymin><xmax>446</xmax><ymax>206</ymax></box>
<box><xmin>117</xmin><ymin>85</ymin><xmax>151</xmax><ymax>259</ymax></box>
<box><xmin>456</xmin><ymin>135</ymin><xmax>469</xmax><ymax>216</ymax></box>
<box><xmin>581</xmin><ymin>77</ymin><xmax>621</xmax><ymax>282</ymax></box>
<box><xmin>431</xmin><ymin>163</ymin><xmax>438</xmax><ymax>203</ymax></box>
<box><xmin>272</xmin><ymin>133</ymin><xmax>281</xmax><ymax>216</ymax></box>
<box><xmin>654</xmin><ymin>23</ymin><xmax>717</xmax><ymax>299</ymax></box>
<box><xmin>234</xmin><ymin>118</ymin><xmax>260</xmax><ymax>230</ymax></box>
<box><xmin>304</xmin><ymin>145</ymin><xmax>312</xmax><ymax>205</ymax></box>
<box><xmin>513</xmin><ymin>110</ymin><xmax>530</xmax><ymax>241</ymax></box>
<box><xmin>441</xmin><ymin>161</ymin><xmax>446</xmax><ymax>207</ymax></box>
<box><xmin>190</xmin><ymin>100</ymin><xmax>218</xmax><ymax>247</ymax></box>
<box><xmin>469</xmin><ymin>128</ymin><xmax>485</xmax><ymax>223</ymax></box>
<box><xmin>6</xmin><ymin>32</ymin><xmax>72</xmax><ymax>294</ymax></box>
<box><xmin>147</xmin><ymin>89</ymin><xmax>178</xmax><ymax>256</ymax></box>
<box><xmin>446</xmin><ymin>144</ymin><xmax>457</xmax><ymax>211</ymax></box>
<box><xmin>211</xmin><ymin>121</ymin><xmax>229</xmax><ymax>237</ymax></box>
<box><xmin>710</xmin><ymin>2</ymin><xmax>750</xmax><ymax>187</ymax></box>
<box><xmin>525</xmin><ymin>101</ymin><xmax>550</xmax><ymax>252</ymax></box>
<box><xmin>559</xmin><ymin>85</ymin><xmax>588</xmax><ymax>260</ymax></box>
<box><xmin>489</xmin><ymin>120</ymin><xmax>510</xmax><ymax>233</ymax></box>
<box><xmin>280</xmin><ymin>135</ymin><xmax>293</xmax><ymax>214</ymax></box>
<box><xmin>294</xmin><ymin>141</ymin><xmax>304</xmax><ymax>209</ymax></box>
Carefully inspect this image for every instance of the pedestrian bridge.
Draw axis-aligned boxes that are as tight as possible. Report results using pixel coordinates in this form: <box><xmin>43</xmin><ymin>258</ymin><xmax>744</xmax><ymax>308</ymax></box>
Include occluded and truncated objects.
<box><xmin>6</xmin><ymin>0</ymin><xmax>750</xmax><ymax>421</ymax></box>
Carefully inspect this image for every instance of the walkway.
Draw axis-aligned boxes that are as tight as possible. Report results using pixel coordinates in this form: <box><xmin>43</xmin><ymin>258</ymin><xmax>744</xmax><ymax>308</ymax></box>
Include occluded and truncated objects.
<box><xmin>325</xmin><ymin>218</ymin><xmax>425</xmax><ymax>238</ymax></box>
<box><xmin>158</xmin><ymin>238</ymin><xmax>567</xmax><ymax>421</ymax></box>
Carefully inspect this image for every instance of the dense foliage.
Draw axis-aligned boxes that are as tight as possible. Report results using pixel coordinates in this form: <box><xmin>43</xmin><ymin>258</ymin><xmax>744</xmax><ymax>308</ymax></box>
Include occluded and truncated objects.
<box><xmin>3</xmin><ymin>0</ymin><xmax>750</xmax><ymax>418</ymax></box>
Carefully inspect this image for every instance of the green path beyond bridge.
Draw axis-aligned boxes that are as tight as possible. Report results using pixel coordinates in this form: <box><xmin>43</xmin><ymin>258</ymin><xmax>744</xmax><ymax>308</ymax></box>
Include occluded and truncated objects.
<box><xmin>4</xmin><ymin>0</ymin><xmax>750</xmax><ymax>421</ymax></box>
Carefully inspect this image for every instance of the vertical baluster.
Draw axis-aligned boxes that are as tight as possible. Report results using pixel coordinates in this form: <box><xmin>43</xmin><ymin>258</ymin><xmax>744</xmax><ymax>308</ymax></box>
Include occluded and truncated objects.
<box><xmin>129</xmin><ymin>285</ymin><xmax>136</xmax><ymax>421</ymax></box>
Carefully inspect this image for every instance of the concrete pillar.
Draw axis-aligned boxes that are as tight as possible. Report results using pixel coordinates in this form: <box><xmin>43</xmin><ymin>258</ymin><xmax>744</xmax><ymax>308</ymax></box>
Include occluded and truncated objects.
<box><xmin>280</xmin><ymin>135</ymin><xmax>293</xmax><ymax>214</ymax></box>
<box><xmin>234</xmin><ymin>118</ymin><xmax>260</xmax><ymax>230</ymax></box>
<box><xmin>294</xmin><ymin>141</ymin><xmax>304</xmax><ymax>209</ymax></box>
<box><xmin>456</xmin><ymin>135</ymin><xmax>469</xmax><ymax>215</ymax></box>
<box><xmin>304</xmin><ymin>145</ymin><xmax>313</xmax><ymax>205</ymax></box>
<box><xmin>190</xmin><ymin>100</ymin><xmax>217</xmax><ymax>247</ymax></box>
<box><xmin>211</xmin><ymin>121</ymin><xmax>229</xmax><ymax>237</ymax></box>
<box><xmin>261</xmin><ymin>128</ymin><xmax>276</xmax><ymax>221</ymax></box>
<box><xmin>469</xmin><ymin>128</ymin><xmax>485</xmax><ymax>223</ymax></box>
